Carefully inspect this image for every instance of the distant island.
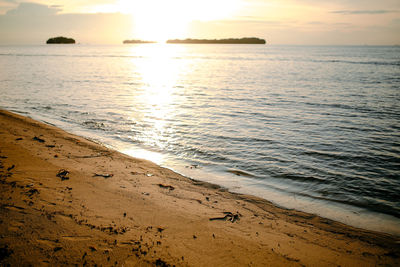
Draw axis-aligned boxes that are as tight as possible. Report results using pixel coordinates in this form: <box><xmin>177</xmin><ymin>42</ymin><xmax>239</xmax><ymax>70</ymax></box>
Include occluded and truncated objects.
<box><xmin>46</xmin><ymin>36</ymin><xmax>75</xmax><ymax>44</ymax></box>
<box><xmin>166</xmin><ymin>37</ymin><xmax>266</xmax><ymax>44</ymax></box>
<box><xmin>123</xmin><ymin>39</ymin><xmax>157</xmax><ymax>44</ymax></box>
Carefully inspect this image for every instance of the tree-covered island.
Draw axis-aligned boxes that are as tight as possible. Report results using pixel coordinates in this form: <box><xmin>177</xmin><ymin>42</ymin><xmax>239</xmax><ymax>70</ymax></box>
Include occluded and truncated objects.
<box><xmin>46</xmin><ymin>36</ymin><xmax>75</xmax><ymax>44</ymax></box>
<box><xmin>123</xmin><ymin>40</ymin><xmax>157</xmax><ymax>44</ymax></box>
<box><xmin>166</xmin><ymin>37</ymin><xmax>266</xmax><ymax>44</ymax></box>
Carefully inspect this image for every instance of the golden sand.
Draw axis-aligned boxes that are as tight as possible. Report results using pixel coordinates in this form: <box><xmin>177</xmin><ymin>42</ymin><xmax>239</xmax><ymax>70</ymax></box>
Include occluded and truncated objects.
<box><xmin>0</xmin><ymin>109</ymin><xmax>399</xmax><ymax>266</ymax></box>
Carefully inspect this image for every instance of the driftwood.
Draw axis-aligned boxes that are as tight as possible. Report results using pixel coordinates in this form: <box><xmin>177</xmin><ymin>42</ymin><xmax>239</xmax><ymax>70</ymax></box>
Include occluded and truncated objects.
<box><xmin>209</xmin><ymin>212</ymin><xmax>242</xmax><ymax>223</ymax></box>
<box><xmin>158</xmin><ymin>184</ymin><xmax>175</xmax><ymax>190</ymax></box>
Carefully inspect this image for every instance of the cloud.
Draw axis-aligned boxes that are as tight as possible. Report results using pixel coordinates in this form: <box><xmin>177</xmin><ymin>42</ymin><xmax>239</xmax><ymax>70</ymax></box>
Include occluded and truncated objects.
<box><xmin>331</xmin><ymin>9</ymin><xmax>397</xmax><ymax>15</ymax></box>
<box><xmin>306</xmin><ymin>21</ymin><xmax>324</xmax><ymax>25</ymax></box>
<box><xmin>0</xmin><ymin>0</ymin><xmax>17</xmax><ymax>14</ymax></box>
<box><xmin>392</xmin><ymin>18</ymin><xmax>400</xmax><ymax>25</ymax></box>
<box><xmin>0</xmin><ymin>2</ymin><xmax>133</xmax><ymax>44</ymax></box>
<box><xmin>1</xmin><ymin>1</ymin><xmax>399</xmax><ymax>45</ymax></box>
<box><xmin>221</xmin><ymin>19</ymin><xmax>284</xmax><ymax>25</ymax></box>
<box><xmin>6</xmin><ymin>2</ymin><xmax>61</xmax><ymax>15</ymax></box>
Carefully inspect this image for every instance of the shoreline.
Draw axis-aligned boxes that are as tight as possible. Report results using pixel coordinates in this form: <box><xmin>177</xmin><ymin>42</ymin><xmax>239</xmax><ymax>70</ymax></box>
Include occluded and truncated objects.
<box><xmin>0</xmin><ymin>109</ymin><xmax>399</xmax><ymax>266</ymax></box>
<box><xmin>17</xmin><ymin>107</ymin><xmax>400</xmax><ymax>236</ymax></box>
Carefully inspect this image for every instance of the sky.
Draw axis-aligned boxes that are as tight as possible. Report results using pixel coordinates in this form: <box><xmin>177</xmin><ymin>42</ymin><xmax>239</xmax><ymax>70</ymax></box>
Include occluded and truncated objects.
<box><xmin>0</xmin><ymin>0</ymin><xmax>399</xmax><ymax>45</ymax></box>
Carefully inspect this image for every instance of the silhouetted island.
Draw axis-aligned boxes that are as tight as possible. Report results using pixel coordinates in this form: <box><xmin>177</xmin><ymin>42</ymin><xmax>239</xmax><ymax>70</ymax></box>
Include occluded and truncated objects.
<box><xmin>166</xmin><ymin>37</ymin><xmax>266</xmax><ymax>44</ymax></box>
<box><xmin>46</xmin><ymin>36</ymin><xmax>75</xmax><ymax>44</ymax></box>
<box><xmin>123</xmin><ymin>40</ymin><xmax>157</xmax><ymax>44</ymax></box>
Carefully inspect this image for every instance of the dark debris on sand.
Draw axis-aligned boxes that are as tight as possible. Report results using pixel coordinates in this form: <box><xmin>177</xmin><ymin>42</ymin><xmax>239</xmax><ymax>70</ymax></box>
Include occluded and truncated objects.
<box><xmin>0</xmin><ymin>245</ymin><xmax>13</xmax><ymax>261</ymax></box>
<box><xmin>33</xmin><ymin>136</ymin><xmax>45</xmax><ymax>143</ymax></box>
<box><xmin>56</xmin><ymin>169</ymin><xmax>70</xmax><ymax>181</ymax></box>
<box><xmin>209</xmin><ymin>212</ymin><xmax>242</xmax><ymax>223</ymax></box>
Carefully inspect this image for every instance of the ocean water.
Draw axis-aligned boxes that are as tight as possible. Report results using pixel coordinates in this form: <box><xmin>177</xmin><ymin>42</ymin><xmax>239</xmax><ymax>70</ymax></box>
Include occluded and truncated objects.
<box><xmin>1</xmin><ymin>44</ymin><xmax>399</xmax><ymax>234</ymax></box>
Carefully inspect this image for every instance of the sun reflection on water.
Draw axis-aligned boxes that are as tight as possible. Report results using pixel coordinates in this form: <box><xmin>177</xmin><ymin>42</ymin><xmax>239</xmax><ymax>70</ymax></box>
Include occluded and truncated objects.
<box><xmin>125</xmin><ymin>44</ymin><xmax>188</xmax><ymax>163</ymax></box>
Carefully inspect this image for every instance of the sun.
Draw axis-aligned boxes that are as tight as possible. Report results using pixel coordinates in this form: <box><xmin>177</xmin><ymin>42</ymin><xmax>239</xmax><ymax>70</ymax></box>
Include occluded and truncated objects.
<box><xmin>117</xmin><ymin>0</ymin><xmax>244</xmax><ymax>42</ymax></box>
<box><xmin>133</xmin><ymin>2</ymin><xmax>187</xmax><ymax>42</ymax></box>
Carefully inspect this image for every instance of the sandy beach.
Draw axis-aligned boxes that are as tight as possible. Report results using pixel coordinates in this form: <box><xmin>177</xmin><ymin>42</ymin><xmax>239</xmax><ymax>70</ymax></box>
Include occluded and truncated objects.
<box><xmin>0</xmin><ymin>109</ymin><xmax>399</xmax><ymax>266</ymax></box>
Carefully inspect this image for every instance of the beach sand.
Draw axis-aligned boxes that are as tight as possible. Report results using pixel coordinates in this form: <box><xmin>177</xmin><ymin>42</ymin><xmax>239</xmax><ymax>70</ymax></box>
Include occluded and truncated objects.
<box><xmin>0</xmin><ymin>109</ymin><xmax>399</xmax><ymax>266</ymax></box>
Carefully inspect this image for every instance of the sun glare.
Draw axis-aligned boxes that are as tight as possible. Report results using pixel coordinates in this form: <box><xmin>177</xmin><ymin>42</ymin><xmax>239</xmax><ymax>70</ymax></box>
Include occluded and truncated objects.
<box><xmin>127</xmin><ymin>44</ymin><xmax>188</xmax><ymax>152</ymax></box>
<box><xmin>117</xmin><ymin>0</ymin><xmax>244</xmax><ymax>42</ymax></box>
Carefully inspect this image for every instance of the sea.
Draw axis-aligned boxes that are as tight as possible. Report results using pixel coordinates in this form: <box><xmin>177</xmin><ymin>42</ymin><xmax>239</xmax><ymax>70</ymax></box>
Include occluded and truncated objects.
<box><xmin>1</xmin><ymin>44</ymin><xmax>399</xmax><ymax>235</ymax></box>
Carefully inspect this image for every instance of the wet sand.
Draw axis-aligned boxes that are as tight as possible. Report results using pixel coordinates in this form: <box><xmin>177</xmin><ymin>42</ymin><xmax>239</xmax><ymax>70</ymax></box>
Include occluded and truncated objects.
<box><xmin>0</xmin><ymin>109</ymin><xmax>399</xmax><ymax>266</ymax></box>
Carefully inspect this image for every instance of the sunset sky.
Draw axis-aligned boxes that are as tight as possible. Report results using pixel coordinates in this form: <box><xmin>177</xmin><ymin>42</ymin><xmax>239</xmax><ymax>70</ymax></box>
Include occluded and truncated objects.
<box><xmin>0</xmin><ymin>0</ymin><xmax>399</xmax><ymax>45</ymax></box>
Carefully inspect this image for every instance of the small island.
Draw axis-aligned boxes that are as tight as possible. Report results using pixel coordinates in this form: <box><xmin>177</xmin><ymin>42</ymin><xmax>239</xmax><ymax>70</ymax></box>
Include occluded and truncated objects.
<box><xmin>123</xmin><ymin>39</ymin><xmax>157</xmax><ymax>44</ymax></box>
<box><xmin>166</xmin><ymin>37</ymin><xmax>266</xmax><ymax>44</ymax></box>
<box><xmin>46</xmin><ymin>36</ymin><xmax>75</xmax><ymax>44</ymax></box>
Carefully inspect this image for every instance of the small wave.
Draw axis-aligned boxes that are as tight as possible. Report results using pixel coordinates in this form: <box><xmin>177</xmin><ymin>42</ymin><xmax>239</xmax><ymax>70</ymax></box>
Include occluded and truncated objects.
<box><xmin>276</xmin><ymin>172</ymin><xmax>327</xmax><ymax>184</ymax></box>
<box><xmin>0</xmin><ymin>52</ymin><xmax>270</xmax><ymax>61</ymax></box>
<box><xmin>294</xmin><ymin>191</ymin><xmax>400</xmax><ymax>219</ymax></box>
<box><xmin>185</xmin><ymin>147</ymin><xmax>230</xmax><ymax>162</ymax></box>
<box><xmin>0</xmin><ymin>53</ymin><xmax>145</xmax><ymax>59</ymax></box>
<box><xmin>31</xmin><ymin>105</ymin><xmax>53</xmax><ymax>112</ymax></box>
<box><xmin>226</xmin><ymin>169</ymin><xmax>256</xmax><ymax>177</ymax></box>
<box><xmin>214</xmin><ymin>134</ymin><xmax>277</xmax><ymax>144</ymax></box>
<box><xmin>313</xmin><ymin>59</ymin><xmax>400</xmax><ymax>66</ymax></box>
<box><xmin>82</xmin><ymin>120</ymin><xmax>106</xmax><ymax>130</ymax></box>
<box><xmin>8</xmin><ymin>109</ymin><xmax>29</xmax><ymax>114</ymax></box>
<box><xmin>305</xmin><ymin>102</ymin><xmax>373</xmax><ymax>113</ymax></box>
<box><xmin>300</xmin><ymin>149</ymin><xmax>350</xmax><ymax>161</ymax></box>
